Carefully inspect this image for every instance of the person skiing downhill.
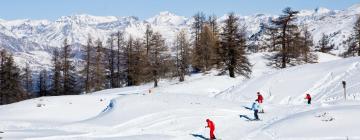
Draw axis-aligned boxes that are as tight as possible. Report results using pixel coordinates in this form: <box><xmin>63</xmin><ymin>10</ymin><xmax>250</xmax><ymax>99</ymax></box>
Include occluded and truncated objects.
<box><xmin>257</xmin><ymin>92</ymin><xmax>264</xmax><ymax>113</ymax></box>
<box><xmin>305</xmin><ymin>93</ymin><xmax>311</xmax><ymax>104</ymax></box>
<box><xmin>251</xmin><ymin>99</ymin><xmax>260</xmax><ymax>120</ymax></box>
<box><xmin>257</xmin><ymin>92</ymin><xmax>263</xmax><ymax>103</ymax></box>
<box><xmin>205</xmin><ymin>119</ymin><xmax>216</xmax><ymax>140</ymax></box>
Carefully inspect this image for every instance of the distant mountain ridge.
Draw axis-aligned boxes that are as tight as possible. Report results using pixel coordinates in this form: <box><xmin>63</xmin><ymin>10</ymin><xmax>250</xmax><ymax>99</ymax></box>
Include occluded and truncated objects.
<box><xmin>0</xmin><ymin>4</ymin><xmax>359</xmax><ymax>71</ymax></box>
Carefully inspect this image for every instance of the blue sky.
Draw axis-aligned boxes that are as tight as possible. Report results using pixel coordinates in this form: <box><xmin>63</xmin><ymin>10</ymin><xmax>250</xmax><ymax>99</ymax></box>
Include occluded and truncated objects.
<box><xmin>0</xmin><ymin>0</ymin><xmax>359</xmax><ymax>20</ymax></box>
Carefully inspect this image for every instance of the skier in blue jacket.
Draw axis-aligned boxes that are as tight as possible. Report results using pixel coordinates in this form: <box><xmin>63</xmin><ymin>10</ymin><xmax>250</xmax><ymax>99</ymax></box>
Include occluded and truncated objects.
<box><xmin>251</xmin><ymin>99</ymin><xmax>260</xmax><ymax>120</ymax></box>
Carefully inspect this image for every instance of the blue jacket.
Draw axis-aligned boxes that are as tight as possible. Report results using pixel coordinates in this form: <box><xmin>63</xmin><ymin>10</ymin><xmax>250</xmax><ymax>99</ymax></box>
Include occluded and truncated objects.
<box><xmin>251</xmin><ymin>102</ymin><xmax>260</xmax><ymax>111</ymax></box>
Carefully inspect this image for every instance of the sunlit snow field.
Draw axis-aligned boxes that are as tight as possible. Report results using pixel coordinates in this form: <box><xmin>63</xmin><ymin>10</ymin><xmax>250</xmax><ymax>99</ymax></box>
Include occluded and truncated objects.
<box><xmin>1</xmin><ymin>53</ymin><xmax>360</xmax><ymax>140</ymax></box>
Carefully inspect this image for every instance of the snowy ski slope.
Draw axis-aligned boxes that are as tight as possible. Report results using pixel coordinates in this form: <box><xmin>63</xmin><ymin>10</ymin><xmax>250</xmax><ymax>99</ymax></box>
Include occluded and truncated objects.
<box><xmin>0</xmin><ymin>53</ymin><xmax>359</xmax><ymax>140</ymax></box>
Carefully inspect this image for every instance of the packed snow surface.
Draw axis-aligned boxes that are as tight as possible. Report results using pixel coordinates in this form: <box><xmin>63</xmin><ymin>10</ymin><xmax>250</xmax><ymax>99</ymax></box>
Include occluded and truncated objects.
<box><xmin>1</xmin><ymin>54</ymin><xmax>360</xmax><ymax>140</ymax></box>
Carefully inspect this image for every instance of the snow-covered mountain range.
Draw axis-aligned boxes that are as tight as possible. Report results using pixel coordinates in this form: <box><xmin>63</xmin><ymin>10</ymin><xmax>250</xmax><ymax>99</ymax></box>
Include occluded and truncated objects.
<box><xmin>0</xmin><ymin>4</ymin><xmax>359</xmax><ymax>71</ymax></box>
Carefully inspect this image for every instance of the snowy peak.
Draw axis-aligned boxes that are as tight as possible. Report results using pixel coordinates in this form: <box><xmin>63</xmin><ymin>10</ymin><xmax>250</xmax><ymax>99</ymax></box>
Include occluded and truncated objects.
<box><xmin>2</xmin><ymin>19</ymin><xmax>49</xmax><ymax>25</ymax></box>
<box><xmin>56</xmin><ymin>14</ymin><xmax>119</xmax><ymax>25</ymax></box>
<box><xmin>147</xmin><ymin>11</ymin><xmax>187</xmax><ymax>26</ymax></box>
<box><xmin>298</xmin><ymin>9</ymin><xmax>314</xmax><ymax>16</ymax></box>
<box><xmin>297</xmin><ymin>7</ymin><xmax>338</xmax><ymax>17</ymax></box>
<box><xmin>314</xmin><ymin>7</ymin><xmax>333</xmax><ymax>15</ymax></box>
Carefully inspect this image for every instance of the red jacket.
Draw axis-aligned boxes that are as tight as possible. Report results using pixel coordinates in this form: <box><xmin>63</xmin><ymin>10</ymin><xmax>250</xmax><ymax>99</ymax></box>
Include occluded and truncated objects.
<box><xmin>206</xmin><ymin>119</ymin><xmax>215</xmax><ymax>130</ymax></box>
<box><xmin>257</xmin><ymin>94</ymin><xmax>263</xmax><ymax>101</ymax></box>
<box><xmin>306</xmin><ymin>94</ymin><xmax>311</xmax><ymax>99</ymax></box>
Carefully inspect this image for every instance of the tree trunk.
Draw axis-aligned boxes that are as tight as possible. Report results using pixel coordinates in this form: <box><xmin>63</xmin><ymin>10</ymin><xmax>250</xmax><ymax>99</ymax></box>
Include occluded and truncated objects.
<box><xmin>229</xmin><ymin>66</ymin><xmax>235</xmax><ymax>78</ymax></box>
<box><xmin>358</xmin><ymin>41</ymin><xmax>360</xmax><ymax>56</ymax></box>
<box><xmin>281</xmin><ymin>25</ymin><xmax>287</xmax><ymax>68</ymax></box>
<box><xmin>154</xmin><ymin>78</ymin><xmax>158</xmax><ymax>87</ymax></box>
<box><xmin>117</xmin><ymin>33</ymin><xmax>122</xmax><ymax>88</ymax></box>
<box><xmin>179</xmin><ymin>73</ymin><xmax>184</xmax><ymax>82</ymax></box>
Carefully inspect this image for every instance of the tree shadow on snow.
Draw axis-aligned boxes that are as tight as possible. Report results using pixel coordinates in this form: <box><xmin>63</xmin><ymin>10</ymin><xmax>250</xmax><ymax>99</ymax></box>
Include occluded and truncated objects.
<box><xmin>190</xmin><ymin>133</ymin><xmax>209</xmax><ymax>140</ymax></box>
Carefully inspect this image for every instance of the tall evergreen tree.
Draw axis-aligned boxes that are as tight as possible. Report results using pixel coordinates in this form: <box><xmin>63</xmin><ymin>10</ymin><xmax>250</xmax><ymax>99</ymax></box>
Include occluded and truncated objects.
<box><xmin>0</xmin><ymin>50</ymin><xmax>5</xmax><ymax>104</ymax></box>
<box><xmin>207</xmin><ymin>16</ymin><xmax>222</xmax><ymax>68</ymax></box>
<box><xmin>354</xmin><ymin>15</ymin><xmax>360</xmax><ymax>56</ymax></box>
<box><xmin>141</xmin><ymin>25</ymin><xmax>154</xmax><ymax>83</ymax></box>
<box><xmin>344</xmin><ymin>36</ymin><xmax>358</xmax><ymax>57</ymax></box>
<box><xmin>82</xmin><ymin>36</ymin><xmax>94</xmax><ymax>93</ymax></box>
<box><xmin>173</xmin><ymin>29</ymin><xmax>191</xmax><ymax>82</ymax></box>
<box><xmin>22</xmin><ymin>63</ymin><xmax>33</xmax><ymax>93</ymax></box>
<box><xmin>133</xmin><ymin>39</ymin><xmax>146</xmax><ymax>85</ymax></box>
<box><xmin>197</xmin><ymin>24</ymin><xmax>218</xmax><ymax>71</ymax></box>
<box><xmin>344</xmin><ymin>15</ymin><xmax>360</xmax><ymax>57</ymax></box>
<box><xmin>208</xmin><ymin>15</ymin><xmax>219</xmax><ymax>35</ymax></box>
<box><xmin>106</xmin><ymin>34</ymin><xmax>117</xmax><ymax>88</ymax></box>
<box><xmin>38</xmin><ymin>69</ymin><xmax>48</xmax><ymax>97</ymax></box>
<box><xmin>316</xmin><ymin>33</ymin><xmax>334</xmax><ymax>53</ymax></box>
<box><xmin>148</xmin><ymin>32</ymin><xmax>170</xmax><ymax>87</ymax></box>
<box><xmin>191</xmin><ymin>12</ymin><xmax>206</xmax><ymax>72</ymax></box>
<box><xmin>286</xmin><ymin>28</ymin><xmax>317</xmax><ymax>65</ymax></box>
<box><xmin>115</xmin><ymin>31</ymin><xmax>125</xmax><ymax>87</ymax></box>
<box><xmin>93</xmin><ymin>39</ymin><xmax>106</xmax><ymax>91</ymax></box>
<box><xmin>50</xmin><ymin>48</ymin><xmax>62</xmax><ymax>96</ymax></box>
<box><xmin>219</xmin><ymin>13</ymin><xmax>252</xmax><ymax>78</ymax></box>
<box><xmin>265</xmin><ymin>11</ymin><xmax>317</xmax><ymax>67</ymax></box>
<box><xmin>61</xmin><ymin>39</ymin><xmax>78</xmax><ymax>95</ymax></box>
<box><xmin>0</xmin><ymin>50</ymin><xmax>27</xmax><ymax>104</ymax></box>
<box><xmin>123</xmin><ymin>37</ymin><xmax>134</xmax><ymax>86</ymax></box>
<box><xmin>270</xmin><ymin>7</ymin><xmax>299</xmax><ymax>68</ymax></box>
<box><xmin>144</xmin><ymin>24</ymin><xmax>154</xmax><ymax>56</ymax></box>
<box><xmin>299</xmin><ymin>26</ymin><xmax>317</xmax><ymax>63</ymax></box>
<box><xmin>122</xmin><ymin>37</ymin><xmax>145</xmax><ymax>86</ymax></box>
<box><xmin>262</xmin><ymin>24</ymin><xmax>280</xmax><ymax>52</ymax></box>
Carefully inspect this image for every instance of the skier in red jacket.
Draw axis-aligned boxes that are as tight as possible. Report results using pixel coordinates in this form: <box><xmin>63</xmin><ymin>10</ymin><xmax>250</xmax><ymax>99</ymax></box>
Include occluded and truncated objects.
<box><xmin>257</xmin><ymin>92</ymin><xmax>264</xmax><ymax>113</ymax></box>
<box><xmin>257</xmin><ymin>92</ymin><xmax>263</xmax><ymax>103</ymax></box>
<box><xmin>205</xmin><ymin>119</ymin><xmax>216</xmax><ymax>140</ymax></box>
<box><xmin>305</xmin><ymin>93</ymin><xmax>311</xmax><ymax>104</ymax></box>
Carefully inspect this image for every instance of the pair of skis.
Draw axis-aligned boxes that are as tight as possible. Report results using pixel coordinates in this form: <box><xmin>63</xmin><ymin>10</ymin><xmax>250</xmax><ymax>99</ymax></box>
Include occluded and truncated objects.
<box><xmin>241</xmin><ymin>106</ymin><xmax>263</xmax><ymax>121</ymax></box>
<box><xmin>239</xmin><ymin>115</ymin><xmax>262</xmax><ymax>121</ymax></box>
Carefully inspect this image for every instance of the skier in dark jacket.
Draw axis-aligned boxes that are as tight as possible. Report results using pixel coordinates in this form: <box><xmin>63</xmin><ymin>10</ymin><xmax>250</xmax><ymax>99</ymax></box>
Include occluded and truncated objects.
<box><xmin>205</xmin><ymin>119</ymin><xmax>216</xmax><ymax>140</ymax></box>
<box><xmin>305</xmin><ymin>93</ymin><xmax>311</xmax><ymax>104</ymax></box>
